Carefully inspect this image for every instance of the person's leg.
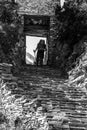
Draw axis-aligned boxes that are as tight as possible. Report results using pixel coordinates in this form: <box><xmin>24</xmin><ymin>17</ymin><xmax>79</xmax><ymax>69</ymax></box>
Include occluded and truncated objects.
<box><xmin>40</xmin><ymin>58</ymin><xmax>43</xmax><ymax>66</ymax></box>
<box><xmin>39</xmin><ymin>51</ymin><xmax>44</xmax><ymax>66</ymax></box>
<box><xmin>36</xmin><ymin>51</ymin><xmax>39</xmax><ymax>66</ymax></box>
<box><xmin>37</xmin><ymin>51</ymin><xmax>42</xmax><ymax>66</ymax></box>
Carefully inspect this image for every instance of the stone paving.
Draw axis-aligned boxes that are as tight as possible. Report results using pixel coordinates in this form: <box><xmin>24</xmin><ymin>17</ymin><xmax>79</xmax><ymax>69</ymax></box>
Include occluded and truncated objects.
<box><xmin>1</xmin><ymin>65</ymin><xmax>87</xmax><ymax>130</ymax></box>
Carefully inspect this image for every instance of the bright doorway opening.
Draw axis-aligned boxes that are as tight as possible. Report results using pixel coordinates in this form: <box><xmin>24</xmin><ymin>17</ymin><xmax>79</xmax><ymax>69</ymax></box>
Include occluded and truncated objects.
<box><xmin>26</xmin><ymin>36</ymin><xmax>48</xmax><ymax>65</ymax></box>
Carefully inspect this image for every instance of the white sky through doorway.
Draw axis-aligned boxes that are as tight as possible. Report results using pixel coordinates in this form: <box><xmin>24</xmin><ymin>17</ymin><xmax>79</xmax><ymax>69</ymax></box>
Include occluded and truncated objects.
<box><xmin>26</xmin><ymin>36</ymin><xmax>47</xmax><ymax>65</ymax></box>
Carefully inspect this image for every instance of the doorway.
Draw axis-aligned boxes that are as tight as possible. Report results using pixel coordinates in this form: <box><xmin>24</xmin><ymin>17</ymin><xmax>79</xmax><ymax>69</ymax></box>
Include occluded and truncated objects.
<box><xmin>26</xmin><ymin>35</ymin><xmax>48</xmax><ymax>65</ymax></box>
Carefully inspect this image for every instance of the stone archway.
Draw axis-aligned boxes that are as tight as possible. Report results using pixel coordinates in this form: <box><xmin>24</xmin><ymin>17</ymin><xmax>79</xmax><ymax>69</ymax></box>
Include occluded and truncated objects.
<box><xmin>24</xmin><ymin>15</ymin><xmax>50</xmax><ymax>65</ymax></box>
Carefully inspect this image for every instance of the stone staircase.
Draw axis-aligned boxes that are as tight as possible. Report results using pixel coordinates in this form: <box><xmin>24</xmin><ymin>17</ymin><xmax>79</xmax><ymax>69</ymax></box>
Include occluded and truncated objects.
<box><xmin>1</xmin><ymin>64</ymin><xmax>87</xmax><ymax>130</ymax></box>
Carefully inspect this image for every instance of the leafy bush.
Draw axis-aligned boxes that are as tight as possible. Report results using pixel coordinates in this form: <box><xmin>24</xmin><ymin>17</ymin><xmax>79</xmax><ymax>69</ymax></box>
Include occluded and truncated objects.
<box><xmin>0</xmin><ymin>1</ymin><xmax>23</xmax><ymax>67</ymax></box>
<box><xmin>55</xmin><ymin>2</ymin><xmax>87</xmax><ymax>46</ymax></box>
<box><xmin>53</xmin><ymin>1</ymin><xmax>87</xmax><ymax>70</ymax></box>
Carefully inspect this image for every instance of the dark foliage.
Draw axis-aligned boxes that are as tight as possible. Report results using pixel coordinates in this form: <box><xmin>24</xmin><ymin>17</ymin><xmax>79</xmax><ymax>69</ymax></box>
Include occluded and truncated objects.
<box><xmin>55</xmin><ymin>2</ymin><xmax>87</xmax><ymax>49</ymax></box>
<box><xmin>0</xmin><ymin>1</ymin><xmax>23</xmax><ymax>67</ymax></box>
<box><xmin>0</xmin><ymin>1</ymin><xmax>18</xmax><ymax>24</ymax></box>
<box><xmin>52</xmin><ymin>1</ymin><xmax>87</xmax><ymax>70</ymax></box>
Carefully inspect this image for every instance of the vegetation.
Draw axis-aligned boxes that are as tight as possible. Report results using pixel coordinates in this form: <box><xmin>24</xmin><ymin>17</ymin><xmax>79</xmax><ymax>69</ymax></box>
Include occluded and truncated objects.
<box><xmin>0</xmin><ymin>1</ymin><xmax>23</xmax><ymax>69</ymax></box>
<box><xmin>53</xmin><ymin>1</ymin><xmax>87</xmax><ymax>71</ymax></box>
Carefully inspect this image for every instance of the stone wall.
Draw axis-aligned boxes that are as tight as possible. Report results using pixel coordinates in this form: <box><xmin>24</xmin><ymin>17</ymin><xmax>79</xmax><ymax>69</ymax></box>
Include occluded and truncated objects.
<box><xmin>48</xmin><ymin>16</ymin><xmax>58</xmax><ymax>65</ymax></box>
<box><xmin>17</xmin><ymin>0</ymin><xmax>59</xmax><ymax>15</ymax></box>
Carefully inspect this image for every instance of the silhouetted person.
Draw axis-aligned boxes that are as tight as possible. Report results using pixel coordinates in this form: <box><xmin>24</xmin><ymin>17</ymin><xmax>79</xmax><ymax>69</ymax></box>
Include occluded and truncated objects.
<box><xmin>34</xmin><ymin>40</ymin><xmax>47</xmax><ymax>66</ymax></box>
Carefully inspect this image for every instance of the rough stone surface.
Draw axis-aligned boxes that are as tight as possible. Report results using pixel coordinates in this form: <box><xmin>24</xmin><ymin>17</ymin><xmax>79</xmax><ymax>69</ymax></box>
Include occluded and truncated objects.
<box><xmin>1</xmin><ymin>64</ymin><xmax>87</xmax><ymax>130</ymax></box>
<box><xmin>17</xmin><ymin>0</ymin><xmax>59</xmax><ymax>15</ymax></box>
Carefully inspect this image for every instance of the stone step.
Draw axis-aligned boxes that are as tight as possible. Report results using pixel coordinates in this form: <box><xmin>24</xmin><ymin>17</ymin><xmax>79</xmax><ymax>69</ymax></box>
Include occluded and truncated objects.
<box><xmin>1</xmin><ymin>65</ymin><xmax>87</xmax><ymax>129</ymax></box>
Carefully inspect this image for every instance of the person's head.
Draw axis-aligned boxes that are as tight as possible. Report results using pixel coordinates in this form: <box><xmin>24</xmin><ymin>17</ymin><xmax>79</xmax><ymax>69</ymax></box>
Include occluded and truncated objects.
<box><xmin>40</xmin><ymin>39</ymin><xmax>43</xmax><ymax>43</ymax></box>
<box><xmin>40</xmin><ymin>39</ymin><xmax>45</xmax><ymax>45</ymax></box>
<box><xmin>39</xmin><ymin>39</ymin><xmax>45</xmax><ymax>46</ymax></box>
